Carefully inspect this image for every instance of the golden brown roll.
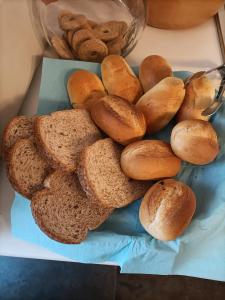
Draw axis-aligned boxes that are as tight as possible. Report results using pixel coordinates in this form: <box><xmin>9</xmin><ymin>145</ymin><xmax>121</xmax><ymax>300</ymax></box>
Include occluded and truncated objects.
<box><xmin>67</xmin><ymin>70</ymin><xmax>105</xmax><ymax>109</ymax></box>
<box><xmin>120</xmin><ymin>140</ymin><xmax>181</xmax><ymax>180</ymax></box>
<box><xmin>139</xmin><ymin>179</ymin><xmax>196</xmax><ymax>241</ymax></box>
<box><xmin>147</xmin><ymin>0</ymin><xmax>224</xmax><ymax>29</ymax></box>
<box><xmin>177</xmin><ymin>76</ymin><xmax>215</xmax><ymax>122</ymax></box>
<box><xmin>171</xmin><ymin>119</ymin><xmax>219</xmax><ymax>165</ymax></box>
<box><xmin>90</xmin><ymin>95</ymin><xmax>146</xmax><ymax>145</ymax></box>
<box><xmin>139</xmin><ymin>55</ymin><xmax>173</xmax><ymax>92</ymax></box>
<box><xmin>136</xmin><ymin>77</ymin><xmax>185</xmax><ymax>133</ymax></box>
<box><xmin>101</xmin><ymin>55</ymin><xmax>143</xmax><ymax>103</ymax></box>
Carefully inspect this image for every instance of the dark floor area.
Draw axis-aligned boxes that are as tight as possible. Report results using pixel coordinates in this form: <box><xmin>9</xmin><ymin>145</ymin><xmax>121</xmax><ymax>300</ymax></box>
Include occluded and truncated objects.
<box><xmin>0</xmin><ymin>256</ymin><xmax>117</xmax><ymax>300</ymax></box>
<box><xmin>117</xmin><ymin>274</ymin><xmax>225</xmax><ymax>300</ymax></box>
<box><xmin>0</xmin><ymin>256</ymin><xmax>225</xmax><ymax>300</ymax></box>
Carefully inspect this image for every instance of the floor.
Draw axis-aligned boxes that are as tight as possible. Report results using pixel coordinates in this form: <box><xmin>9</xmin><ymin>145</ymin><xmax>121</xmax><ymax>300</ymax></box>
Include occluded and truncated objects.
<box><xmin>0</xmin><ymin>256</ymin><xmax>225</xmax><ymax>300</ymax></box>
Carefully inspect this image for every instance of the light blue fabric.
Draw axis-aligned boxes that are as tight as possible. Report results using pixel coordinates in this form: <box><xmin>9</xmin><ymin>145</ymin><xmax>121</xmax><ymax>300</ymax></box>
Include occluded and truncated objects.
<box><xmin>11</xmin><ymin>58</ymin><xmax>225</xmax><ymax>280</ymax></box>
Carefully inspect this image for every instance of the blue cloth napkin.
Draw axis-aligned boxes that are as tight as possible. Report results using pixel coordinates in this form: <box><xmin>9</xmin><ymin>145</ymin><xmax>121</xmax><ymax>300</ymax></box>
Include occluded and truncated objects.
<box><xmin>11</xmin><ymin>58</ymin><xmax>225</xmax><ymax>281</ymax></box>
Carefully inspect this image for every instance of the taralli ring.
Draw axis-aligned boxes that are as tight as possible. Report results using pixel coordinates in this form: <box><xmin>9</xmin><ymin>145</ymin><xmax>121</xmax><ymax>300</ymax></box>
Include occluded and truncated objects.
<box><xmin>66</xmin><ymin>30</ymin><xmax>74</xmax><ymax>46</ymax></box>
<box><xmin>72</xmin><ymin>29</ymin><xmax>94</xmax><ymax>50</ymax></box>
<box><xmin>93</xmin><ymin>23</ymin><xmax>119</xmax><ymax>42</ymax></box>
<box><xmin>59</xmin><ymin>13</ymin><xmax>87</xmax><ymax>31</ymax></box>
<box><xmin>51</xmin><ymin>35</ymin><xmax>74</xmax><ymax>59</ymax></box>
<box><xmin>107</xmin><ymin>36</ymin><xmax>127</xmax><ymax>55</ymax></box>
<box><xmin>78</xmin><ymin>38</ymin><xmax>108</xmax><ymax>62</ymax></box>
<box><xmin>105</xmin><ymin>21</ymin><xmax>128</xmax><ymax>36</ymax></box>
<box><xmin>87</xmin><ymin>19</ymin><xmax>98</xmax><ymax>28</ymax></box>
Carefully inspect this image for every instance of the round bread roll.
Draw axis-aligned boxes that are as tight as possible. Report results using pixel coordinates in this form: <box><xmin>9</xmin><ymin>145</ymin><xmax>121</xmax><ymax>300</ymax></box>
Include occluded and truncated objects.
<box><xmin>67</xmin><ymin>70</ymin><xmax>105</xmax><ymax>109</ymax></box>
<box><xmin>101</xmin><ymin>55</ymin><xmax>143</xmax><ymax>103</ymax></box>
<box><xmin>147</xmin><ymin>0</ymin><xmax>224</xmax><ymax>29</ymax></box>
<box><xmin>177</xmin><ymin>76</ymin><xmax>215</xmax><ymax>122</ymax></box>
<box><xmin>171</xmin><ymin>120</ymin><xmax>219</xmax><ymax>165</ymax></box>
<box><xmin>136</xmin><ymin>77</ymin><xmax>185</xmax><ymax>133</ymax></box>
<box><xmin>139</xmin><ymin>55</ymin><xmax>173</xmax><ymax>92</ymax></box>
<box><xmin>121</xmin><ymin>140</ymin><xmax>181</xmax><ymax>180</ymax></box>
<box><xmin>139</xmin><ymin>179</ymin><xmax>196</xmax><ymax>241</ymax></box>
<box><xmin>90</xmin><ymin>95</ymin><xmax>146</xmax><ymax>145</ymax></box>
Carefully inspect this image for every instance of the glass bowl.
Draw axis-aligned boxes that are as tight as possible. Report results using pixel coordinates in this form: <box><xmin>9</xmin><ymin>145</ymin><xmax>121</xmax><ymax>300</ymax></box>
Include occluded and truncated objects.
<box><xmin>33</xmin><ymin>0</ymin><xmax>146</xmax><ymax>62</ymax></box>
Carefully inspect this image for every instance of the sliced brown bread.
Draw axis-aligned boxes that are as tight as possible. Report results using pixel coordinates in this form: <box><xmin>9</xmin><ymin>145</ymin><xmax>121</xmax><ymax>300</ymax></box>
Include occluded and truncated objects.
<box><xmin>31</xmin><ymin>171</ymin><xmax>113</xmax><ymax>244</ymax></box>
<box><xmin>7</xmin><ymin>138</ymin><xmax>50</xmax><ymax>199</ymax></box>
<box><xmin>77</xmin><ymin>138</ymin><xmax>150</xmax><ymax>208</ymax></box>
<box><xmin>2</xmin><ymin>116</ymin><xmax>35</xmax><ymax>155</ymax></box>
<box><xmin>34</xmin><ymin>109</ymin><xmax>102</xmax><ymax>172</ymax></box>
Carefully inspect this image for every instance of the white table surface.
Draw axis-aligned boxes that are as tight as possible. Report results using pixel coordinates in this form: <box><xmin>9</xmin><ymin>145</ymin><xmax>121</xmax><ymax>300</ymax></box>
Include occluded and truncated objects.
<box><xmin>0</xmin><ymin>18</ymin><xmax>223</xmax><ymax>261</ymax></box>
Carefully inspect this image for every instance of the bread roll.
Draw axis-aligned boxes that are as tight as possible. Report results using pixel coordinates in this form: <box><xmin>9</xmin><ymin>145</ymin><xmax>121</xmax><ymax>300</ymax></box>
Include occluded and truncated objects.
<box><xmin>171</xmin><ymin>119</ymin><xmax>219</xmax><ymax>165</ymax></box>
<box><xmin>139</xmin><ymin>55</ymin><xmax>172</xmax><ymax>92</ymax></box>
<box><xmin>139</xmin><ymin>179</ymin><xmax>196</xmax><ymax>241</ymax></box>
<box><xmin>101</xmin><ymin>55</ymin><xmax>143</xmax><ymax>103</ymax></box>
<box><xmin>67</xmin><ymin>70</ymin><xmax>105</xmax><ymax>109</ymax></box>
<box><xmin>121</xmin><ymin>140</ymin><xmax>181</xmax><ymax>180</ymax></box>
<box><xmin>90</xmin><ymin>95</ymin><xmax>146</xmax><ymax>145</ymax></box>
<box><xmin>136</xmin><ymin>77</ymin><xmax>185</xmax><ymax>133</ymax></box>
<box><xmin>177</xmin><ymin>76</ymin><xmax>215</xmax><ymax>122</ymax></box>
<box><xmin>147</xmin><ymin>0</ymin><xmax>224</xmax><ymax>29</ymax></box>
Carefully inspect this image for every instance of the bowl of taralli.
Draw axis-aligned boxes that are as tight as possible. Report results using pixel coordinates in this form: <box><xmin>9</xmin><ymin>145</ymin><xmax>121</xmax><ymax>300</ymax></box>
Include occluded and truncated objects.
<box><xmin>3</xmin><ymin>53</ymin><xmax>223</xmax><ymax>252</ymax></box>
<box><xmin>34</xmin><ymin>0</ymin><xmax>146</xmax><ymax>62</ymax></box>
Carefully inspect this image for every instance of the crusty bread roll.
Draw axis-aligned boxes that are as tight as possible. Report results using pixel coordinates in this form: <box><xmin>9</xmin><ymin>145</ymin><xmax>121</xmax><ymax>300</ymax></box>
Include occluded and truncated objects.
<box><xmin>147</xmin><ymin>0</ymin><xmax>224</xmax><ymax>29</ymax></box>
<box><xmin>136</xmin><ymin>77</ymin><xmax>185</xmax><ymax>133</ymax></box>
<box><xmin>101</xmin><ymin>55</ymin><xmax>143</xmax><ymax>103</ymax></box>
<box><xmin>121</xmin><ymin>140</ymin><xmax>181</xmax><ymax>180</ymax></box>
<box><xmin>177</xmin><ymin>76</ymin><xmax>215</xmax><ymax>122</ymax></box>
<box><xmin>171</xmin><ymin>119</ymin><xmax>219</xmax><ymax>165</ymax></box>
<box><xmin>67</xmin><ymin>70</ymin><xmax>105</xmax><ymax>109</ymax></box>
<box><xmin>139</xmin><ymin>179</ymin><xmax>196</xmax><ymax>241</ymax></box>
<box><xmin>139</xmin><ymin>55</ymin><xmax>172</xmax><ymax>92</ymax></box>
<box><xmin>90</xmin><ymin>95</ymin><xmax>146</xmax><ymax>145</ymax></box>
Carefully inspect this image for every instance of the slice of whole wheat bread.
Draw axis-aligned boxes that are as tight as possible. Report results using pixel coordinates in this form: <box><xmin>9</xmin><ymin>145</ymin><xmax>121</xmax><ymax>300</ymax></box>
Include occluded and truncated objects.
<box><xmin>31</xmin><ymin>171</ymin><xmax>113</xmax><ymax>244</ymax></box>
<box><xmin>2</xmin><ymin>116</ymin><xmax>35</xmax><ymax>156</ymax></box>
<box><xmin>77</xmin><ymin>138</ymin><xmax>150</xmax><ymax>208</ymax></box>
<box><xmin>7</xmin><ymin>138</ymin><xmax>50</xmax><ymax>199</ymax></box>
<box><xmin>34</xmin><ymin>109</ymin><xmax>102</xmax><ymax>172</ymax></box>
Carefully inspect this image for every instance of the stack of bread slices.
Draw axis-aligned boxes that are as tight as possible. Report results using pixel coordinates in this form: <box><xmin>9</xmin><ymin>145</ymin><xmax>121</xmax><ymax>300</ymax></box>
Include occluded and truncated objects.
<box><xmin>2</xmin><ymin>110</ymin><xmax>149</xmax><ymax>244</ymax></box>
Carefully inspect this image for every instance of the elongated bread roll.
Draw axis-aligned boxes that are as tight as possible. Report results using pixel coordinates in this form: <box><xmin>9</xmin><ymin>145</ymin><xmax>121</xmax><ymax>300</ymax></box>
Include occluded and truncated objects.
<box><xmin>177</xmin><ymin>76</ymin><xmax>215</xmax><ymax>122</ymax></box>
<box><xmin>121</xmin><ymin>140</ymin><xmax>181</xmax><ymax>180</ymax></box>
<box><xmin>101</xmin><ymin>55</ymin><xmax>143</xmax><ymax>103</ymax></box>
<box><xmin>139</xmin><ymin>179</ymin><xmax>196</xmax><ymax>241</ymax></box>
<box><xmin>139</xmin><ymin>55</ymin><xmax>172</xmax><ymax>92</ymax></box>
<box><xmin>67</xmin><ymin>70</ymin><xmax>105</xmax><ymax>109</ymax></box>
<box><xmin>90</xmin><ymin>95</ymin><xmax>146</xmax><ymax>145</ymax></box>
<box><xmin>136</xmin><ymin>77</ymin><xmax>185</xmax><ymax>133</ymax></box>
<box><xmin>171</xmin><ymin>119</ymin><xmax>219</xmax><ymax>165</ymax></box>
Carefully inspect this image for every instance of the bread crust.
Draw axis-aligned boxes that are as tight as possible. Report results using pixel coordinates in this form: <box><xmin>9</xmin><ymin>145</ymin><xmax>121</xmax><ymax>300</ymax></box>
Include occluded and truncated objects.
<box><xmin>31</xmin><ymin>171</ymin><xmax>112</xmax><ymax>244</ymax></box>
<box><xmin>139</xmin><ymin>179</ymin><xmax>196</xmax><ymax>241</ymax></box>
<box><xmin>121</xmin><ymin>140</ymin><xmax>181</xmax><ymax>180</ymax></box>
<box><xmin>77</xmin><ymin>138</ymin><xmax>150</xmax><ymax>208</ymax></box>
<box><xmin>101</xmin><ymin>55</ymin><xmax>143</xmax><ymax>103</ymax></box>
<box><xmin>90</xmin><ymin>95</ymin><xmax>146</xmax><ymax>145</ymax></box>
<box><xmin>7</xmin><ymin>138</ymin><xmax>50</xmax><ymax>199</ymax></box>
<box><xmin>171</xmin><ymin>120</ymin><xmax>219</xmax><ymax>165</ymax></box>
<box><xmin>139</xmin><ymin>55</ymin><xmax>172</xmax><ymax>92</ymax></box>
<box><xmin>34</xmin><ymin>110</ymin><xmax>102</xmax><ymax>172</ymax></box>
<box><xmin>2</xmin><ymin>116</ymin><xmax>34</xmax><ymax>158</ymax></box>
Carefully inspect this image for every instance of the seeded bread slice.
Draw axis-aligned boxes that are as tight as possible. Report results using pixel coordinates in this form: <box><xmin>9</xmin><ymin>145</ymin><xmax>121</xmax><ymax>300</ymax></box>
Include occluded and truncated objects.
<box><xmin>31</xmin><ymin>171</ymin><xmax>113</xmax><ymax>244</ymax></box>
<box><xmin>7</xmin><ymin>138</ymin><xmax>50</xmax><ymax>199</ymax></box>
<box><xmin>34</xmin><ymin>109</ymin><xmax>102</xmax><ymax>172</ymax></box>
<box><xmin>2</xmin><ymin>116</ymin><xmax>35</xmax><ymax>156</ymax></box>
<box><xmin>77</xmin><ymin>138</ymin><xmax>150</xmax><ymax>208</ymax></box>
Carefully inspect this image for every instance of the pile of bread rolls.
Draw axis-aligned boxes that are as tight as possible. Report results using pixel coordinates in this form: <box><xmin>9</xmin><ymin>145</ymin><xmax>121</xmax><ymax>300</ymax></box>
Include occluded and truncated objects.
<box><xmin>67</xmin><ymin>54</ymin><xmax>219</xmax><ymax>241</ymax></box>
